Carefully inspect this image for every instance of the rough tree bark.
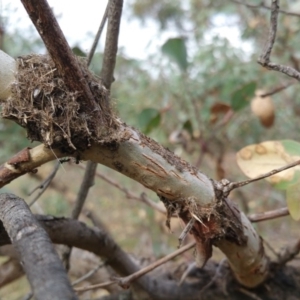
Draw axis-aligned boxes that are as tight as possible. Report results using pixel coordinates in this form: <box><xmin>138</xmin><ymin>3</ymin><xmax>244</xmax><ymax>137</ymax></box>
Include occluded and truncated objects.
<box><xmin>0</xmin><ymin>193</ymin><xmax>77</xmax><ymax>300</ymax></box>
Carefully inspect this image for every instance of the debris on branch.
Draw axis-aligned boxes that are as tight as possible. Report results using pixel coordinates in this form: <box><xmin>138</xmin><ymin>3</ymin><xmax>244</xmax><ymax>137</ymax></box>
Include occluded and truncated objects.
<box><xmin>2</xmin><ymin>54</ymin><xmax>118</xmax><ymax>153</ymax></box>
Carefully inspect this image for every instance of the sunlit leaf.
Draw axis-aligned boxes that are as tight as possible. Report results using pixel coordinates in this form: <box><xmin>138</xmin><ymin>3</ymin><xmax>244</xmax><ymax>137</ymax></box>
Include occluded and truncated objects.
<box><xmin>231</xmin><ymin>81</ymin><xmax>256</xmax><ymax>111</ymax></box>
<box><xmin>162</xmin><ymin>38</ymin><xmax>188</xmax><ymax>71</ymax></box>
<box><xmin>138</xmin><ymin>108</ymin><xmax>161</xmax><ymax>134</ymax></box>
<box><xmin>286</xmin><ymin>184</ymin><xmax>300</xmax><ymax>221</ymax></box>
<box><xmin>236</xmin><ymin>140</ymin><xmax>300</xmax><ymax>187</ymax></box>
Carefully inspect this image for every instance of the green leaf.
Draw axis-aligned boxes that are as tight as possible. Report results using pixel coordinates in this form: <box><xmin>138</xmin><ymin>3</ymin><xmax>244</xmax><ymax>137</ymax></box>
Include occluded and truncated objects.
<box><xmin>281</xmin><ymin>140</ymin><xmax>300</xmax><ymax>156</ymax></box>
<box><xmin>286</xmin><ymin>183</ymin><xmax>300</xmax><ymax>221</ymax></box>
<box><xmin>231</xmin><ymin>81</ymin><xmax>256</xmax><ymax>111</ymax></box>
<box><xmin>138</xmin><ymin>108</ymin><xmax>161</xmax><ymax>134</ymax></box>
<box><xmin>72</xmin><ymin>46</ymin><xmax>86</xmax><ymax>57</ymax></box>
<box><xmin>162</xmin><ymin>38</ymin><xmax>188</xmax><ymax>71</ymax></box>
<box><xmin>182</xmin><ymin>120</ymin><xmax>193</xmax><ymax>136</ymax></box>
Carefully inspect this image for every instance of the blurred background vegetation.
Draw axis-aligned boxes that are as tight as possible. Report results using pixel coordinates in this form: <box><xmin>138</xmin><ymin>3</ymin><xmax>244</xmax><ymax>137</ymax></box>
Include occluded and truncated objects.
<box><xmin>1</xmin><ymin>0</ymin><xmax>300</xmax><ymax>299</ymax></box>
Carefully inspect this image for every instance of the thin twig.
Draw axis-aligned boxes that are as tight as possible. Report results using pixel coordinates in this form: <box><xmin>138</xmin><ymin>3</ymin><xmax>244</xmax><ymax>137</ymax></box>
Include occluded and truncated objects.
<box><xmin>259</xmin><ymin>81</ymin><xmax>296</xmax><ymax>97</ymax></box>
<box><xmin>226</xmin><ymin>159</ymin><xmax>300</xmax><ymax>194</ymax></box>
<box><xmin>262</xmin><ymin>238</ymin><xmax>279</xmax><ymax>258</ymax></box>
<box><xmin>259</xmin><ymin>0</ymin><xmax>278</xmax><ymax>65</ymax></box>
<box><xmin>277</xmin><ymin>239</ymin><xmax>300</xmax><ymax>265</ymax></box>
<box><xmin>178</xmin><ymin>218</ymin><xmax>195</xmax><ymax>248</ymax></box>
<box><xmin>28</xmin><ymin>161</ymin><xmax>60</xmax><ymax>207</ymax></box>
<box><xmin>248</xmin><ymin>207</ymin><xmax>289</xmax><ymax>222</ymax></box>
<box><xmin>87</xmin><ymin>1</ymin><xmax>109</xmax><ymax>66</ymax></box>
<box><xmin>112</xmin><ymin>241</ymin><xmax>196</xmax><ymax>288</ymax></box>
<box><xmin>231</xmin><ymin>0</ymin><xmax>300</xmax><ymax>17</ymax></box>
<box><xmin>199</xmin><ymin>258</ymin><xmax>227</xmax><ymax>296</ymax></box>
<box><xmin>238</xmin><ymin>287</ymin><xmax>262</xmax><ymax>300</ymax></box>
<box><xmin>72</xmin><ymin>262</ymin><xmax>106</xmax><ymax>286</ymax></box>
<box><xmin>74</xmin><ymin>280</ymin><xmax>116</xmax><ymax>293</ymax></box>
<box><xmin>61</xmin><ymin>161</ymin><xmax>98</xmax><ymax>270</ymax></box>
<box><xmin>71</xmin><ymin>161</ymin><xmax>98</xmax><ymax>220</ymax></box>
<box><xmin>257</xmin><ymin>0</ymin><xmax>300</xmax><ymax>80</ymax></box>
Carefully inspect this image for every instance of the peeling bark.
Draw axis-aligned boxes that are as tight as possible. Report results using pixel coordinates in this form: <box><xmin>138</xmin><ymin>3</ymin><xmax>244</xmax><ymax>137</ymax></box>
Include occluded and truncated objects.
<box><xmin>0</xmin><ymin>145</ymin><xmax>64</xmax><ymax>188</ymax></box>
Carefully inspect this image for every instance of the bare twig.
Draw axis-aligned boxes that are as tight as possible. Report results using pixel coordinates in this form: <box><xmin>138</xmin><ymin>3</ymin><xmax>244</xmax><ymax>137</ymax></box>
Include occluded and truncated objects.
<box><xmin>72</xmin><ymin>262</ymin><xmax>106</xmax><ymax>286</ymax></box>
<box><xmin>277</xmin><ymin>239</ymin><xmax>300</xmax><ymax>265</ymax></box>
<box><xmin>259</xmin><ymin>0</ymin><xmax>279</xmax><ymax>65</ymax></box>
<box><xmin>112</xmin><ymin>241</ymin><xmax>196</xmax><ymax>288</ymax></box>
<box><xmin>231</xmin><ymin>0</ymin><xmax>300</xmax><ymax>17</ymax></box>
<box><xmin>178</xmin><ymin>218</ymin><xmax>195</xmax><ymax>247</ymax></box>
<box><xmin>199</xmin><ymin>258</ymin><xmax>227</xmax><ymax>296</ymax></box>
<box><xmin>259</xmin><ymin>80</ymin><xmax>296</xmax><ymax>97</ymax></box>
<box><xmin>61</xmin><ymin>161</ymin><xmax>98</xmax><ymax>270</ymax></box>
<box><xmin>78</xmin><ymin>164</ymin><xmax>166</xmax><ymax>214</ymax></box>
<box><xmin>71</xmin><ymin>161</ymin><xmax>98</xmax><ymax>220</ymax></box>
<box><xmin>87</xmin><ymin>2</ymin><xmax>109</xmax><ymax>66</ymax></box>
<box><xmin>74</xmin><ymin>280</ymin><xmax>116</xmax><ymax>293</ymax></box>
<box><xmin>28</xmin><ymin>161</ymin><xmax>61</xmax><ymax>207</ymax></box>
<box><xmin>257</xmin><ymin>0</ymin><xmax>300</xmax><ymax>80</ymax></box>
<box><xmin>223</xmin><ymin>159</ymin><xmax>300</xmax><ymax>195</ymax></box>
<box><xmin>248</xmin><ymin>207</ymin><xmax>289</xmax><ymax>222</ymax></box>
<box><xmin>262</xmin><ymin>238</ymin><xmax>279</xmax><ymax>258</ymax></box>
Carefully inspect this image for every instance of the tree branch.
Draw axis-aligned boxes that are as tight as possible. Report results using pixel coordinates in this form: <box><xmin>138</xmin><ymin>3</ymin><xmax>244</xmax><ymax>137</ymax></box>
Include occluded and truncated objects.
<box><xmin>248</xmin><ymin>207</ymin><xmax>289</xmax><ymax>222</ymax></box>
<box><xmin>101</xmin><ymin>0</ymin><xmax>123</xmax><ymax>90</ymax></box>
<box><xmin>0</xmin><ymin>145</ymin><xmax>64</xmax><ymax>188</ymax></box>
<box><xmin>257</xmin><ymin>0</ymin><xmax>300</xmax><ymax>80</ymax></box>
<box><xmin>0</xmin><ymin>193</ymin><xmax>77</xmax><ymax>300</ymax></box>
<box><xmin>231</xmin><ymin>0</ymin><xmax>300</xmax><ymax>17</ymax></box>
<box><xmin>87</xmin><ymin>2</ymin><xmax>109</xmax><ymax>66</ymax></box>
<box><xmin>20</xmin><ymin>0</ymin><xmax>103</xmax><ymax>118</ymax></box>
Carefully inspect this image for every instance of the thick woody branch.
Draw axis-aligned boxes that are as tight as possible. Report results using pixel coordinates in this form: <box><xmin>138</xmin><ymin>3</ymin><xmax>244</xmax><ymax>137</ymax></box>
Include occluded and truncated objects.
<box><xmin>0</xmin><ymin>193</ymin><xmax>77</xmax><ymax>300</ymax></box>
<box><xmin>0</xmin><ymin>145</ymin><xmax>64</xmax><ymax>188</ymax></box>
